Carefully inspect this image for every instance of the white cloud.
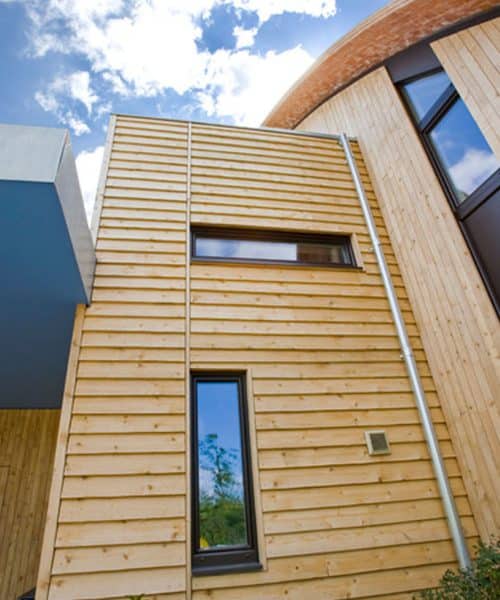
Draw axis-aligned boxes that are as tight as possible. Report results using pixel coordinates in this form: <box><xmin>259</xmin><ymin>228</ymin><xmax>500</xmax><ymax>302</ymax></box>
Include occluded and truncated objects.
<box><xmin>95</xmin><ymin>100</ymin><xmax>113</xmax><ymax>119</ymax></box>
<box><xmin>65</xmin><ymin>114</ymin><xmax>91</xmax><ymax>136</ymax></box>
<box><xmin>34</xmin><ymin>90</ymin><xmax>59</xmax><ymax>113</ymax></box>
<box><xmin>35</xmin><ymin>70</ymin><xmax>98</xmax><ymax>135</ymax></box>
<box><xmin>44</xmin><ymin>0</ymin><xmax>124</xmax><ymax>20</ymax></box>
<box><xmin>67</xmin><ymin>71</ymin><xmax>98</xmax><ymax>114</ymax></box>
<box><xmin>27</xmin><ymin>1</ymin><xmax>211</xmax><ymax>96</ymax></box>
<box><xmin>449</xmin><ymin>149</ymin><xmax>498</xmax><ymax>196</ymax></box>
<box><xmin>23</xmin><ymin>0</ymin><xmax>124</xmax><ymax>56</ymax></box>
<box><xmin>199</xmin><ymin>46</ymin><xmax>314</xmax><ymax>125</ymax></box>
<box><xmin>35</xmin><ymin>71</ymin><xmax>98</xmax><ymax>115</ymax></box>
<box><xmin>231</xmin><ymin>0</ymin><xmax>336</xmax><ymax>22</ymax></box>
<box><xmin>102</xmin><ymin>71</ymin><xmax>130</xmax><ymax>96</ymax></box>
<box><xmin>76</xmin><ymin>145</ymin><xmax>104</xmax><ymax>222</ymax></box>
<box><xmin>233</xmin><ymin>25</ymin><xmax>258</xmax><ymax>49</ymax></box>
<box><xmin>23</xmin><ymin>0</ymin><xmax>335</xmax><ymax>125</ymax></box>
<box><xmin>87</xmin><ymin>1</ymin><xmax>208</xmax><ymax>96</ymax></box>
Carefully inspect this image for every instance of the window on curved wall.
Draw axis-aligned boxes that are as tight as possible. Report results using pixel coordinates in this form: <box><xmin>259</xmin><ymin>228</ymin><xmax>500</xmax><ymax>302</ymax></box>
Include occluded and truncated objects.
<box><xmin>398</xmin><ymin>63</ymin><xmax>500</xmax><ymax>315</ymax></box>
<box><xmin>402</xmin><ymin>70</ymin><xmax>499</xmax><ymax>204</ymax></box>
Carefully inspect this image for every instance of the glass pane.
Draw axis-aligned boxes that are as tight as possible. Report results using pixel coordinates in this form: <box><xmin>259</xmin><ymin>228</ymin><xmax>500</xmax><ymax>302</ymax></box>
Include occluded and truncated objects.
<box><xmin>403</xmin><ymin>71</ymin><xmax>451</xmax><ymax>120</ymax></box>
<box><xmin>430</xmin><ymin>98</ymin><xmax>499</xmax><ymax>203</ymax></box>
<box><xmin>196</xmin><ymin>380</ymin><xmax>248</xmax><ymax>551</ymax></box>
<box><xmin>297</xmin><ymin>242</ymin><xmax>350</xmax><ymax>264</ymax></box>
<box><xmin>195</xmin><ymin>237</ymin><xmax>297</xmax><ymax>261</ymax></box>
<box><xmin>195</xmin><ymin>235</ymin><xmax>351</xmax><ymax>265</ymax></box>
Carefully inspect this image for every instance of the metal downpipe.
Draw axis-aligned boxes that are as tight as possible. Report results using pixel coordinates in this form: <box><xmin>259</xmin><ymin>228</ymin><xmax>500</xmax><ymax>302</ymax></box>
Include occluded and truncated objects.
<box><xmin>339</xmin><ymin>133</ymin><xmax>471</xmax><ymax>570</ymax></box>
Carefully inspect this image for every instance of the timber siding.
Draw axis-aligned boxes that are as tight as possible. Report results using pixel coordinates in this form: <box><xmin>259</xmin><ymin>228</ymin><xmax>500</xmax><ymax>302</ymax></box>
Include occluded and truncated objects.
<box><xmin>299</xmin><ymin>51</ymin><xmax>499</xmax><ymax>540</ymax></box>
<box><xmin>40</xmin><ymin>118</ymin><xmax>189</xmax><ymax>600</ymax></box>
<box><xmin>37</xmin><ymin>116</ymin><xmax>477</xmax><ymax>599</ymax></box>
<box><xmin>431</xmin><ymin>18</ymin><xmax>500</xmax><ymax>159</ymax></box>
<box><xmin>0</xmin><ymin>410</ymin><xmax>59</xmax><ymax>599</ymax></box>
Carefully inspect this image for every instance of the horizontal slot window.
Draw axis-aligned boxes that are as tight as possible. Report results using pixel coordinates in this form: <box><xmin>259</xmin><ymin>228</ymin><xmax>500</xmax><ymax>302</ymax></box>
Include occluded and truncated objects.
<box><xmin>192</xmin><ymin>227</ymin><xmax>355</xmax><ymax>267</ymax></box>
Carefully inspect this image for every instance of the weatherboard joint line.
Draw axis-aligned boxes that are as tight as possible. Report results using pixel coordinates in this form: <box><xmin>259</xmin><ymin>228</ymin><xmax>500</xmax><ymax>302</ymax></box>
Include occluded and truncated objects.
<box><xmin>185</xmin><ymin>120</ymin><xmax>193</xmax><ymax>599</ymax></box>
<box><xmin>111</xmin><ymin>111</ymin><xmax>351</xmax><ymax>142</ymax></box>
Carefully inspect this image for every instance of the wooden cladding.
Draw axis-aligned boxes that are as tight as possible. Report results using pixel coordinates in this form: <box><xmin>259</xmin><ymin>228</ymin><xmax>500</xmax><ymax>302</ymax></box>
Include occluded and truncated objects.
<box><xmin>299</xmin><ymin>62</ymin><xmax>499</xmax><ymax>540</ymax></box>
<box><xmin>431</xmin><ymin>17</ymin><xmax>500</xmax><ymax>159</ymax></box>
<box><xmin>37</xmin><ymin>115</ymin><xmax>478</xmax><ymax>599</ymax></box>
<box><xmin>39</xmin><ymin>118</ymin><xmax>190</xmax><ymax>600</ymax></box>
<box><xmin>0</xmin><ymin>410</ymin><xmax>59</xmax><ymax>600</ymax></box>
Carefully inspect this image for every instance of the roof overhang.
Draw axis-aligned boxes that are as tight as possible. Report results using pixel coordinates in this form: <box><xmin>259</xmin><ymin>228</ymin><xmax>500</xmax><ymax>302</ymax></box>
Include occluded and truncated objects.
<box><xmin>263</xmin><ymin>0</ymin><xmax>499</xmax><ymax>129</ymax></box>
<box><xmin>0</xmin><ymin>124</ymin><xmax>95</xmax><ymax>408</ymax></box>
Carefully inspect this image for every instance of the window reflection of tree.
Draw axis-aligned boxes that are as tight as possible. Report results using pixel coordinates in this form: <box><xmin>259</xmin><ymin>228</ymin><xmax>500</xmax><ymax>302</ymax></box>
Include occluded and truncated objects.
<box><xmin>199</xmin><ymin>433</ymin><xmax>247</xmax><ymax>550</ymax></box>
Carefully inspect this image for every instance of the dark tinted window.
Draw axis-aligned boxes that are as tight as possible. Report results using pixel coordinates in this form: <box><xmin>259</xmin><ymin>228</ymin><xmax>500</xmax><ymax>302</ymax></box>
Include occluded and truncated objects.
<box><xmin>403</xmin><ymin>70</ymin><xmax>451</xmax><ymax>120</ymax></box>
<box><xmin>398</xmin><ymin>64</ymin><xmax>499</xmax><ymax>314</ymax></box>
<box><xmin>191</xmin><ymin>373</ymin><xmax>259</xmax><ymax>575</ymax></box>
<box><xmin>429</xmin><ymin>98</ymin><xmax>498</xmax><ymax>202</ymax></box>
<box><xmin>192</xmin><ymin>227</ymin><xmax>355</xmax><ymax>267</ymax></box>
<box><xmin>401</xmin><ymin>70</ymin><xmax>498</xmax><ymax>205</ymax></box>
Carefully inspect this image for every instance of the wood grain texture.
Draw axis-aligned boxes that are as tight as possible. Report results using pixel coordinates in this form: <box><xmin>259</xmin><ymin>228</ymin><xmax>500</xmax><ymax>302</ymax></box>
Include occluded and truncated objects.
<box><xmin>43</xmin><ymin>116</ymin><xmax>190</xmax><ymax>599</ymax></box>
<box><xmin>299</xmin><ymin>62</ymin><xmax>500</xmax><ymax>540</ymax></box>
<box><xmin>187</xmin><ymin>120</ymin><xmax>477</xmax><ymax>597</ymax></box>
<box><xmin>36</xmin><ymin>305</ymin><xmax>86</xmax><ymax>600</ymax></box>
<box><xmin>0</xmin><ymin>410</ymin><xmax>59</xmax><ymax>600</ymax></box>
<box><xmin>432</xmin><ymin>17</ymin><xmax>500</xmax><ymax>158</ymax></box>
<box><xmin>37</xmin><ymin>115</ymin><xmax>480</xmax><ymax>599</ymax></box>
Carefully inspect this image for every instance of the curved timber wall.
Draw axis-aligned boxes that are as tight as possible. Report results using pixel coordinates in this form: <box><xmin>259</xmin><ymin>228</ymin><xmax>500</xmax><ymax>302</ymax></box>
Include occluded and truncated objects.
<box><xmin>298</xmin><ymin>17</ymin><xmax>500</xmax><ymax>540</ymax></box>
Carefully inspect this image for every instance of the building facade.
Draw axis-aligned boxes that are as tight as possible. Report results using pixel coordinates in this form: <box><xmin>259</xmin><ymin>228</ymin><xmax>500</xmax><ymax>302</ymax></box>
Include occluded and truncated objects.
<box><xmin>0</xmin><ymin>1</ymin><xmax>498</xmax><ymax>599</ymax></box>
<box><xmin>265</xmin><ymin>0</ymin><xmax>500</xmax><ymax>543</ymax></box>
<box><xmin>33</xmin><ymin>117</ymin><xmax>478</xmax><ymax>599</ymax></box>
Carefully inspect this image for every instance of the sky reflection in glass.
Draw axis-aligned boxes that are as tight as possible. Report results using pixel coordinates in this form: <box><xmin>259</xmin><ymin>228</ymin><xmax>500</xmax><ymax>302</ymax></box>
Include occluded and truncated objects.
<box><xmin>403</xmin><ymin>70</ymin><xmax>451</xmax><ymax>120</ymax></box>
<box><xmin>195</xmin><ymin>236</ymin><xmax>351</xmax><ymax>264</ymax></box>
<box><xmin>430</xmin><ymin>99</ymin><xmax>498</xmax><ymax>202</ymax></box>
<box><xmin>196</xmin><ymin>381</ymin><xmax>247</xmax><ymax>550</ymax></box>
<box><xmin>196</xmin><ymin>237</ymin><xmax>297</xmax><ymax>261</ymax></box>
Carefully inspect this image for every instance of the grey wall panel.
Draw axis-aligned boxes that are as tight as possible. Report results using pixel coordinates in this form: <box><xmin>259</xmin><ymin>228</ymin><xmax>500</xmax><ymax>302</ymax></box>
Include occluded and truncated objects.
<box><xmin>0</xmin><ymin>124</ymin><xmax>66</xmax><ymax>183</ymax></box>
<box><xmin>55</xmin><ymin>139</ymin><xmax>96</xmax><ymax>302</ymax></box>
<box><xmin>0</xmin><ymin>123</ymin><xmax>97</xmax><ymax>408</ymax></box>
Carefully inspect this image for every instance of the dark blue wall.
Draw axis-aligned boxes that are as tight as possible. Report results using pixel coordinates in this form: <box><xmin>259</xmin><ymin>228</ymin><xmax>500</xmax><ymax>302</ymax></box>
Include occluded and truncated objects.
<box><xmin>0</xmin><ymin>181</ymin><xmax>86</xmax><ymax>407</ymax></box>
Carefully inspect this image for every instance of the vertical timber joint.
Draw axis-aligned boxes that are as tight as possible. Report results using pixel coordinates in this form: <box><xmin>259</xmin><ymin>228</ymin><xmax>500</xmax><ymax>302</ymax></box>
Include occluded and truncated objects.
<box><xmin>339</xmin><ymin>133</ymin><xmax>471</xmax><ymax>570</ymax></box>
<box><xmin>185</xmin><ymin>121</ymin><xmax>193</xmax><ymax>599</ymax></box>
<box><xmin>186</xmin><ymin>121</ymin><xmax>192</xmax><ymax>203</ymax></box>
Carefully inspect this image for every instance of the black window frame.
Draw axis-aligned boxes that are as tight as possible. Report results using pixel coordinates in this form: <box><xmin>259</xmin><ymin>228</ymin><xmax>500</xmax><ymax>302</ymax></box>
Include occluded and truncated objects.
<box><xmin>397</xmin><ymin>66</ymin><xmax>500</xmax><ymax>316</ymax></box>
<box><xmin>191</xmin><ymin>225</ymin><xmax>357</xmax><ymax>269</ymax></box>
<box><xmin>191</xmin><ymin>372</ymin><xmax>261</xmax><ymax>576</ymax></box>
<box><xmin>399</xmin><ymin>69</ymin><xmax>499</xmax><ymax>216</ymax></box>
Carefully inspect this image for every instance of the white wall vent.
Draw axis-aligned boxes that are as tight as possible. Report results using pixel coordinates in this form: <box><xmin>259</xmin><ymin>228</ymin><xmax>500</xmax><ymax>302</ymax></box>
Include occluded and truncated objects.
<box><xmin>365</xmin><ymin>430</ymin><xmax>391</xmax><ymax>455</ymax></box>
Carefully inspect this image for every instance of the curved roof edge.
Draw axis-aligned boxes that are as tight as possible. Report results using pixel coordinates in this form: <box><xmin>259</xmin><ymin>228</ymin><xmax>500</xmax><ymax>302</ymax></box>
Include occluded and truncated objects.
<box><xmin>263</xmin><ymin>0</ymin><xmax>498</xmax><ymax>129</ymax></box>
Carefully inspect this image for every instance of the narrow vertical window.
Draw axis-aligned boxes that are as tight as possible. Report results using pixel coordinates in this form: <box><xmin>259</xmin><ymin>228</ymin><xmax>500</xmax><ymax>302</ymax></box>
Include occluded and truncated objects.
<box><xmin>191</xmin><ymin>373</ymin><xmax>260</xmax><ymax>574</ymax></box>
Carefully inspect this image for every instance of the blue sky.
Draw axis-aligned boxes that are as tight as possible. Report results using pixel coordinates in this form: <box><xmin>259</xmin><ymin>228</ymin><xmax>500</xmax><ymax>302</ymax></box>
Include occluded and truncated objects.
<box><xmin>0</xmin><ymin>0</ymin><xmax>389</xmax><ymax>218</ymax></box>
